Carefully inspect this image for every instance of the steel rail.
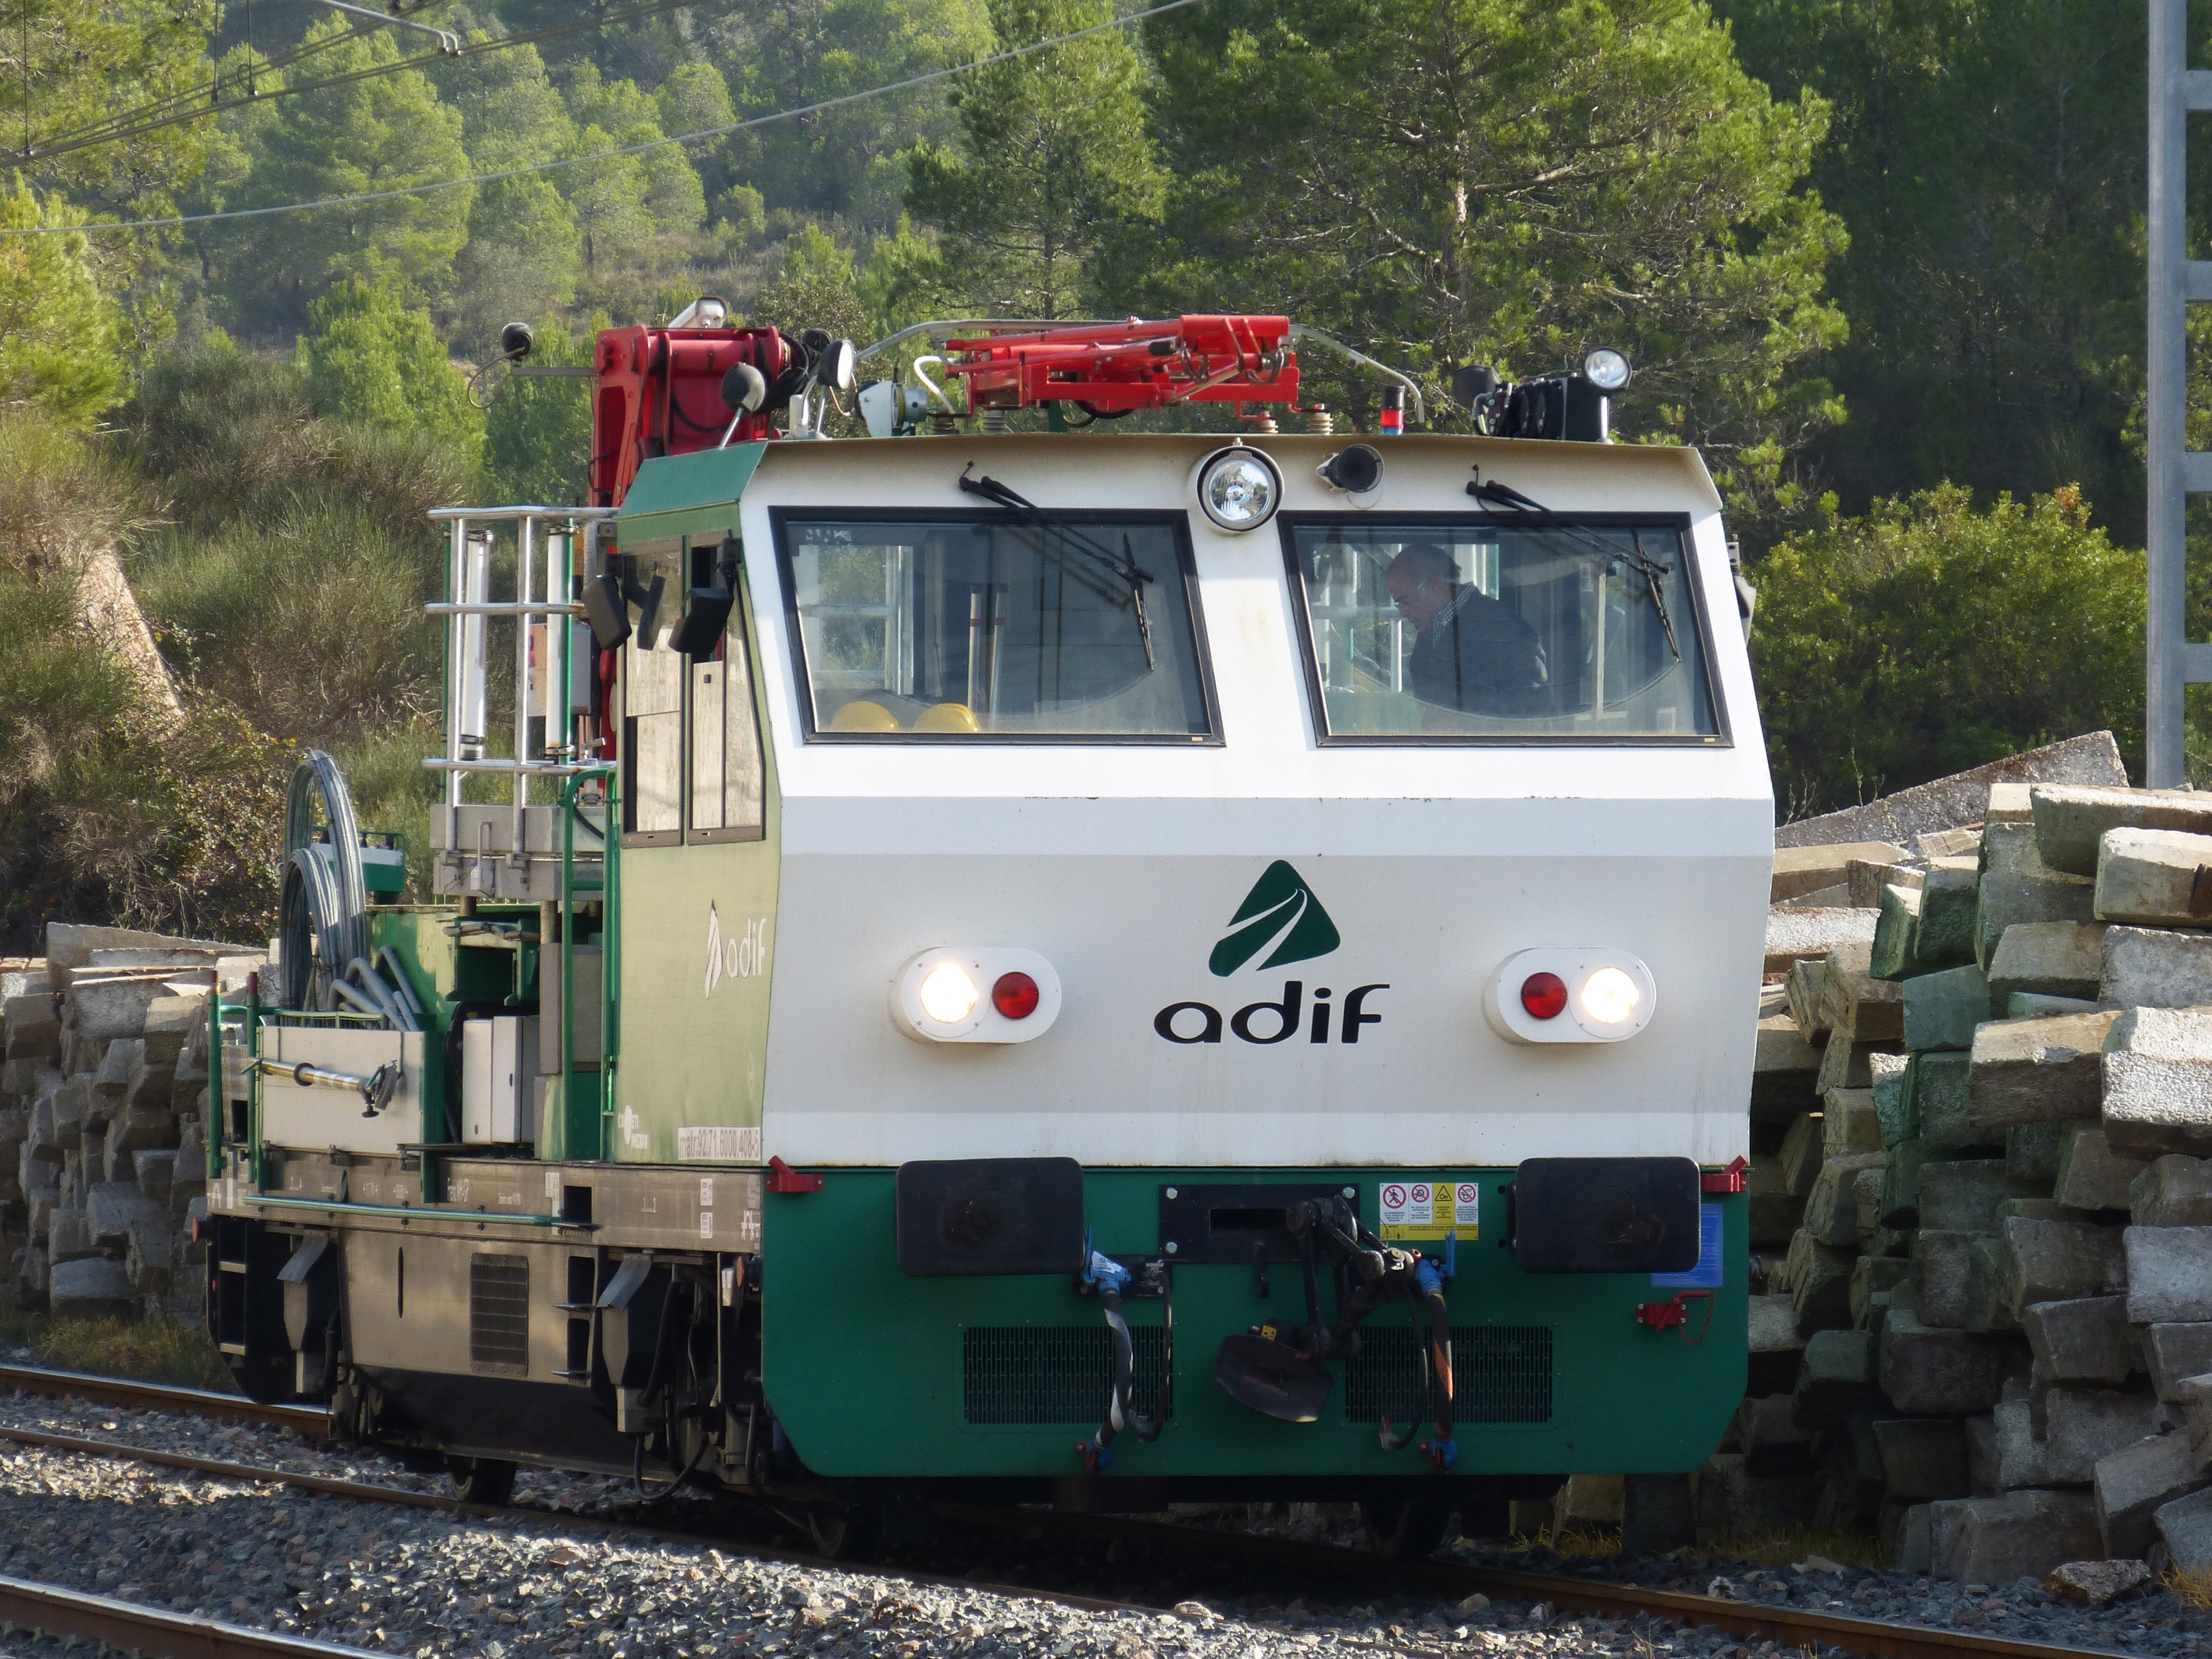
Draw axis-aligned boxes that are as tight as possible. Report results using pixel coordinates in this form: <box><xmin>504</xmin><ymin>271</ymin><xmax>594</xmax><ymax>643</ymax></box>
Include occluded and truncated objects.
<box><xmin>0</xmin><ymin>1367</ymin><xmax>2132</xmax><ymax>1659</ymax></box>
<box><xmin>0</xmin><ymin>1572</ymin><xmax>385</xmax><ymax>1659</ymax></box>
<box><xmin>0</xmin><ymin>1365</ymin><xmax>329</xmax><ymax>1435</ymax></box>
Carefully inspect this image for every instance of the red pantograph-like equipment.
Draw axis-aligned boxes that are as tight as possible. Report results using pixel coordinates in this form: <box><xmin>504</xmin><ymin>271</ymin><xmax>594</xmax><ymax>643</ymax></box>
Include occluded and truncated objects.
<box><xmin>942</xmin><ymin>315</ymin><xmax>1299</xmax><ymax>414</ymax></box>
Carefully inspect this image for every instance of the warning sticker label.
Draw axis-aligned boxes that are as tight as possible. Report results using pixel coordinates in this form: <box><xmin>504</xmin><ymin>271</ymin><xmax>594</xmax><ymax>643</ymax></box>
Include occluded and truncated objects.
<box><xmin>1378</xmin><ymin>1178</ymin><xmax>1480</xmax><ymax>1242</ymax></box>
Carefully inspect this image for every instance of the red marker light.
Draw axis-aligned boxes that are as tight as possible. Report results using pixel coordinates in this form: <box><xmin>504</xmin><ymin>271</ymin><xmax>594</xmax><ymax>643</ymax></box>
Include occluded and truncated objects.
<box><xmin>992</xmin><ymin>971</ymin><xmax>1041</xmax><ymax>1020</ymax></box>
<box><xmin>1520</xmin><ymin>972</ymin><xmax>1568</xmax><ymax>1020</ymax></box>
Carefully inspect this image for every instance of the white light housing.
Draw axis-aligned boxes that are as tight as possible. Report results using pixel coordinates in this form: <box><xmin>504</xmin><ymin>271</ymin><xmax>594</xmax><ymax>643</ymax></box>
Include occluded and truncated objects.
<box><xmin>1484</xmin><ymin>948</ymin><xmax>1657</xmax><ymax>1045</ymax></box>
<box><xmin>1582</xmin><ymin>348</ymin><xmax>1632</xmax><ymax>392</ymax></box>
<box><xmin>1194</xmin><ymin>445</ymin><xmax>1282</xmax><ymax>532</ymax></box>
<box><xmin>892</xmin><ymin>947</ymin><xmax>1063</xmax><ymax>1044</ymax></box>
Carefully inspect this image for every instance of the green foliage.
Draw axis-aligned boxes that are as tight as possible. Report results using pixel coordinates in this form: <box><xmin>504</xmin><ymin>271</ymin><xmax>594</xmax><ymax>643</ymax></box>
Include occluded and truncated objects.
<box><xmin>486</xmin><ymin>318</ymin><xmax>599</xmax><ymax>507</ymax></box>
<box><xmin>296</xmin><ymin>280</ymin><xmax>484</xmax><ymax>470</ymax></box>
<box><xmin>212</xmin><ymin>19</ymin><xmax>474</xmax><ymax>329</ymax></box>
<box><xmin>701</xmin><ymin>0</ymin><xmax>993</xmax><ymax>226</ymax></box>
<box><xmin>902</xmin><ymin>0</ymin><xmax>1165</xmax><ymax>318</ymax></box>
<box><xmin>1752</xmin><ymin>484</ymin><xmax>2145</xmax><ymax>818</ymax></box>
<box><xmin>136</xmin><ymin>493</ymin><xmax>445</xmax><ymax>745</ymax></box>
<box><xmin>8</xmin><ymin>0</ymin><xmax>215</xmax><ymax>351</ymax></box>
<box><xmin>0</xmin><ymin>183</ymin><xmax>130</xmax><ymax>425</ymax></box>
<box><xmin>1714</xmin><ymin>0</ymin><xmax>2181</xmax><ymax>538</ymax></box>
<box><xmin>1127</xmin><ymin>0</ymin><xmax>1846</xmax><ymax>523</ymax></box>
<box><xmin>127</xmin><ymin>331</ymin><xmax>466</xmax><ymax>538</ymax></box>
<box><xmin>0</xmin><ymin>410</ymin><xmax>284</xmax><ymax>950</ymax></box>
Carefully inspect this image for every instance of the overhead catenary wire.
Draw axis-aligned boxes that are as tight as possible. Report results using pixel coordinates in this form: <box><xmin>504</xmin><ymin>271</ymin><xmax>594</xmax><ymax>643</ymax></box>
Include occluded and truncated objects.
<box><xmin>15</xmin><ymin>0</ymin><xmax>724</xmax><ymax>168</ymax></box>
<box><xmin>23</xmin><ymin>4</ymin><xmax>429</xmax><ymax>157</ymax></box>
<box><xmin>0</xmin><ymin>0</ymin><xmax>1208</xmax><ymax>237</ymax></box>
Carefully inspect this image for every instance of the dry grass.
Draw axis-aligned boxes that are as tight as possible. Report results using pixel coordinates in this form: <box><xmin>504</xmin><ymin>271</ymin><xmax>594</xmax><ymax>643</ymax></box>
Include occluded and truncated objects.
<box><xmin>0</xmin><ymin>1305</ymin><xmax>231</xmax><ymax>1391</ymax></box>
<box><xmin>1699</xmin><ymin>1524</ymin><xmax>1887</xmax><ymax>1570</ymax></box>
<box><xmin>1508</xmin><ymin>1523</ymin><xmax>1624</xmax><ymax>1558</ymax></box>
<box><xmin>2166</xmin><ymin>1564</ymin><xmax>2212</xmax><ymax>1611</ymax></box>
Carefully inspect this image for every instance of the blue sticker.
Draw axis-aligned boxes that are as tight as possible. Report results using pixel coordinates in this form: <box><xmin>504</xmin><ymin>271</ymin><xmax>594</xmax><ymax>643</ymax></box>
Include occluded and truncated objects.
<box><xmin>1651</xmin><ymin>1202</ymin><xmax>1724</xmax><ymax>1288</ymax></box>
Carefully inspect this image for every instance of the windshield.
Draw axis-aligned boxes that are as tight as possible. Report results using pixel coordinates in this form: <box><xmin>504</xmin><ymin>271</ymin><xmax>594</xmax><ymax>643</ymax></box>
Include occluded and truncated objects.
<box><xmin>778</xmin><ymin>513</ymin><xmax>1214</xmax><ymax>740</ymax></box>
<box><xmin>1286</xmin><ymin>518</ymin><xmax>1721</xmax><ymax>741</ymax></box>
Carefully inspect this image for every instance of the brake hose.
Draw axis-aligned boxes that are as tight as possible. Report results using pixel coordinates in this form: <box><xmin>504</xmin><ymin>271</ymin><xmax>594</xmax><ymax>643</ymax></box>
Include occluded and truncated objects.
<box><xmin>1077</xmin><ymin>1239</ymin><xmax>1160</xmax><ymax>1471</ymax></box>
<box><xmin>1413</xmin><ymin>1255</ymin><xmax>1457</xmax><ymax>1468</ymax></box>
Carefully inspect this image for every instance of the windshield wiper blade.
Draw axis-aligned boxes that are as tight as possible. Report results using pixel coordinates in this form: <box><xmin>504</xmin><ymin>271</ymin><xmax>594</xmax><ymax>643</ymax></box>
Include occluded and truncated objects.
<box><xmin>1466</xmin><ymin>472</ymin><xmax>1679</xmax><ymax>662</ymax></box>
<box><xmin>957</xmin><ymin>466</ymin><xmax>1155</xmax><ymax>587</ymax></box>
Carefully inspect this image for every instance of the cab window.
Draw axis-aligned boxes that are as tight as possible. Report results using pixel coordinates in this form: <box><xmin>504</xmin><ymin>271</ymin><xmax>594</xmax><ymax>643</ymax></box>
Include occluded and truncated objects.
<box><xmin>1285</xmin><ymin>517</ymin><xmax>1723</xmax><ymax>742</ymax></box>
<box><xmin>620</xmin><ymin>538</ymin><xmax>766</xmax><ymax>845</ymax></box>
<box><xmin>776</xmin><ymin>510</ymin><xmax>1215</xmax><ymax>740</ymax></box>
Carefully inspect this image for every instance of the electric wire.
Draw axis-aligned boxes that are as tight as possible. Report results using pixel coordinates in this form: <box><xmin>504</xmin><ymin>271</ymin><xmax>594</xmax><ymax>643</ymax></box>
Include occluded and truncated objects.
<box><xmin>22</xmin><ymin>7</ymin><xmax>420</xmax><ymax>159</ymax></box>
<box><xmin>15</xmin><ymin>0</ymin><xmax>721</xmax><ymax>167</ymax></box>
<box><xmin>0</xmin><ymin>0</ymin><xmax>1208</xmax><ymax>237</ymax></box>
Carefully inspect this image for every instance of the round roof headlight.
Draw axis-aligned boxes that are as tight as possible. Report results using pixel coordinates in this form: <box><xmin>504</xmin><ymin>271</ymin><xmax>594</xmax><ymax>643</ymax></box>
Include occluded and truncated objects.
<box><xmin>1582</xmin><ymin>348</ymin><xmax>1632</xmax><ymax>392</ymax></box>
<box><xmin>1196</xmin><ymin>445</ymin><xmax>1282</xmax><ymax>532</ymax></box>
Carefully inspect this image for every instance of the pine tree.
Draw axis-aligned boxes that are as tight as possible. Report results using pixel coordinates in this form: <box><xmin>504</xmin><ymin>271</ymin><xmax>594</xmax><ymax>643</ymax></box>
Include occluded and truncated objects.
<box><xmin>900</xmin><ymin>0</ymin><xmax>1165</xmax><ymax>318</ymax></box>
<box><xmin>296</xmin><ymin>279</ymin><xmax>482</xmax><ymax>468</ymax></box>
<box><xmin>1125</xmin><ymin>0</ymin><xmax>1846</xmax><ymax>522</ymax></box>
<box><xmin>0</xmin><ymin>183</ymin><xmax>128</xmax><ymax>425</ymax></box>
<box><xmin>218</xmin><ymin>20</ymin><xmax>473</xmax><ymax>330</ymax></box>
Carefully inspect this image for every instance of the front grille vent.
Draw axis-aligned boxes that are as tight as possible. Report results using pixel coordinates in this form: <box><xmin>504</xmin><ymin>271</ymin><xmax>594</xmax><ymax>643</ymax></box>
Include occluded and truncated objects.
<box><xmin>961</xmin><ymin>1325</ymin><xmax>1167</xmax><ymax>1425</ymax></box>
<box><xmin>469</xmin><ymin>1254</ymin><xmax>531</xmax><ymax>1376</ymax></box>
<box><xmin>1343</xmin><ymin>1324</ymin><xmax>1551</xmax><ymax>1424</ymax></box>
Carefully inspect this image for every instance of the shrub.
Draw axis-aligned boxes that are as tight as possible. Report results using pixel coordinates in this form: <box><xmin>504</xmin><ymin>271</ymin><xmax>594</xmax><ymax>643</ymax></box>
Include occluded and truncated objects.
<box><xmin>1752</xmin><ymin>483</ymin><xmax>2144</xmax><ymax>818</ymax></box>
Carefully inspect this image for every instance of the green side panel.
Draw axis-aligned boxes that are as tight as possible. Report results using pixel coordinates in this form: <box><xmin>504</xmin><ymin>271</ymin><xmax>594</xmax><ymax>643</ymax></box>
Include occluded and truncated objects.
<box><xmin>614</xmin><ymin>838</ymin><xmax>778</xmax><ymax>1159</ymax></box>
<box><xmin>763</xmin><ymin>1168</ymin><xmax>1746</xmax><ymax>1480</ymax></box>
<box><xmin>613</xmin><ymin>572</ymin><xmax>782</xmax><ymax>1163</ymax></box>
<box><xmin>616</xmin><ymin>444</ymin><xmax>767</xmax><ymax>547</ymax></box>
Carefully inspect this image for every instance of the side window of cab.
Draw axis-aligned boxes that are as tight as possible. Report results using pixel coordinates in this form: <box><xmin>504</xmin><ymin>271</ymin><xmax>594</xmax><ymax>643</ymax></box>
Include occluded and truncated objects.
<box><xmin>619</xmin><ymin>535</ymin><xmax>766</xmax><ymax>846</ymax></box>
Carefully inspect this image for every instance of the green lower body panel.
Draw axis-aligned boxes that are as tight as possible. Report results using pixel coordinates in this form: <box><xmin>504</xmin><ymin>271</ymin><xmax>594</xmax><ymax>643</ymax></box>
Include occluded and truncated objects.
<box><xmin>762</xmin><ymin>1168</ymin><xmax>1745</xmax><ymax>1481</ymax></box>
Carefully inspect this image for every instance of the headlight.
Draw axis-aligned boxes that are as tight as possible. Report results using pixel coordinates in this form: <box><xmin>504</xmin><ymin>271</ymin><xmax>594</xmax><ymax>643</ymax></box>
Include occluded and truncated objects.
<box><xmin>1582</xmin><ymin>349</ymin><xmax>1632</xmax><ymax>392</ymax></box>
<box><xmin>1577</xmin><ymin>965</ymin><xmax>1641</xmax><ymax>1025</ymax></box>
<box><xmin>1486</xmin><ymin>949</ymin><xmax>1657</xmax><ymax>1044</ymax></box>
<box><xmin>893</xmin><ymin>948</ymin><xmax>1063</xmax><ymax>1044</ymax></box>
<box><xmin>1195</xmin><ymin>445</ymin><xmax>1282</xmax><ymax>532</ymax></box>
<box><xmin>919</xmin><ymin>963</ymin><xmax>979</xmax><ymax>1023</ymax></box>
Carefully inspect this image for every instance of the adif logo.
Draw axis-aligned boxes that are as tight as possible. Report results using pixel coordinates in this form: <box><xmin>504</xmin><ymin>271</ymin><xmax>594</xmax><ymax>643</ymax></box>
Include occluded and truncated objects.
<box><xmin>704</xmin><ymin>902</ymin><xmax>771</xmax><ymax>997</ymax></box>
<box><xmin>1209</xmin><ymin>860</ymin><xmax>1341</xmax><ymax>976</ymax></box>
<box><xmin>1156</xmin><ymin>861</ymin><xmax>1385</xmax><ymax>1045</ymax></box>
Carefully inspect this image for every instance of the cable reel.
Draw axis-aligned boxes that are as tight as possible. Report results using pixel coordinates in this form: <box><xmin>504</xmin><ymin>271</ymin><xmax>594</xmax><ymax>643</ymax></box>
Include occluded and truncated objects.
<box><xmin>277</xmin><ymin>750</ymin><xmax>370</xmax><ymax>1012</ymax></box>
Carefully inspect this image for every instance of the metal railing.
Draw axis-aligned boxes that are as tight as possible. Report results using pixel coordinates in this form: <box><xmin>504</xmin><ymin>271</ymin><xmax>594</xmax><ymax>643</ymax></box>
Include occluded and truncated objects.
<box><xmin>423</xmin><ymin>506</ymin><xmax>616</xmax><ymax>866</ymax></box>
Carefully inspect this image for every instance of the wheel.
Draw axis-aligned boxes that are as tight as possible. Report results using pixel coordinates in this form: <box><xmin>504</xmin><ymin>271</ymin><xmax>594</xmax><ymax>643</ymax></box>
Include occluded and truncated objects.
<box><xmin>805</xmin><ymin>1503</ymin><xmax>882</xmax><ymax>1561</ymax></box>
<box><xmin>449</xmin><ymin>1456</ymin><xmax>518</xmax><ymax>1507</ymax></box>
<box><xmin>1359</xmin><ymin>1494</ymin><xmax>1454</xmax><ymax>1561</ymax></box>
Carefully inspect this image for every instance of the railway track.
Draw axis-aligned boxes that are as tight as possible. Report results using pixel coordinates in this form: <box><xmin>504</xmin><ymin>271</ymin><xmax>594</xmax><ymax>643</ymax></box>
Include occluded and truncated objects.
<box><xmin>0</xmin><ymin>1365</ymin><xmax>2134</xmax><ymax>1659</ymax></box>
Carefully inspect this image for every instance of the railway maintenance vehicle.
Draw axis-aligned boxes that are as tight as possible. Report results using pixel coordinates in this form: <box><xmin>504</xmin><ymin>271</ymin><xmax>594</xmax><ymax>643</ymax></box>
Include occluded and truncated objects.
<box><xmin>203</xmin><ymin>306</ymin><xmax>1769</xmax><ymax>1558</ymax></box>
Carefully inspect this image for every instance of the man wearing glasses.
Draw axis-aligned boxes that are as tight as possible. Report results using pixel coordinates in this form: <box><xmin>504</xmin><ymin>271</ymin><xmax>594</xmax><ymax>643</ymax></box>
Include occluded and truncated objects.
<box><xmin>1382</xmin><ymin>543</ymin><xmax>1549</xmax><ymax>714</ymax></box>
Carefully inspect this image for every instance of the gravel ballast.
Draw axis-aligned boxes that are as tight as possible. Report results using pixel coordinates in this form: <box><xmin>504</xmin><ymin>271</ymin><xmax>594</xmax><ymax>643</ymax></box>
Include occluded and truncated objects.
<box><xmin>1</xmin><ymin>1387</ymin><xmax>2209</xmax><ymax>1659</ymax></box>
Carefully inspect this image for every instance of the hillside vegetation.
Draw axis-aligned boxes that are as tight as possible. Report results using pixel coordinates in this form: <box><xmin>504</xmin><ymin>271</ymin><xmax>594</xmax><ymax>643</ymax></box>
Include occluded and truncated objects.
<box><xmin>0</xmin><ymin>0</ymin><xmax>2206</xmax><ymax>944</ymax></box>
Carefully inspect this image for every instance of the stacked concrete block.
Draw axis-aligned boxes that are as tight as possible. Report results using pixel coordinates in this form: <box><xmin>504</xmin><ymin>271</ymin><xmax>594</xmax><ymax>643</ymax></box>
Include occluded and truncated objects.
<box><xmin>1706</xmin><ymin>768</ymin><xmax>2212</xmax><ymax>1579</ymax></box>
<box><xmin>0</xmin><ymin>924</ymin><xmax>262</xmax><ymax>1324</ymax></box>
<box><xmin>1752</xmin><ymin>782</ymin><xmax>2212</xmax><ymax>1577</ymax></box>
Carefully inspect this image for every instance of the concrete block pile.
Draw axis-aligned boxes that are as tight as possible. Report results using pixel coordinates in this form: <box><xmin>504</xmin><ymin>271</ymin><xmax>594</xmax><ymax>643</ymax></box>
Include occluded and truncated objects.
<box><xmin>1732</xmin><ymin>774</ymin><xmax>2212</xmax><ymax>1583</ymax></box>
<box><xmin>0</xmin><ymin>924</ymin><xmax>262</xmax><ymax>1323</ymax></box>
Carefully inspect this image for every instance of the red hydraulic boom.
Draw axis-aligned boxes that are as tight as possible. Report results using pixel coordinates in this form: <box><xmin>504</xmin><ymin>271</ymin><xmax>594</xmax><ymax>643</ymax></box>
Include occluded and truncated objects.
<box><xmin>940</xmin><ymin>315</ymin><xmax>1299</xmax><ymax>414</ymax></box>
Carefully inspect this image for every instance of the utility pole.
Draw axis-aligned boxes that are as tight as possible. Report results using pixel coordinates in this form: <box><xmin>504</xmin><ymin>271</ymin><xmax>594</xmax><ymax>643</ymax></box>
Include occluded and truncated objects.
<box><xmin>2147</xmin><ymin>0</ymin><xmax>2212</xmax><ymax>787</ymax></box>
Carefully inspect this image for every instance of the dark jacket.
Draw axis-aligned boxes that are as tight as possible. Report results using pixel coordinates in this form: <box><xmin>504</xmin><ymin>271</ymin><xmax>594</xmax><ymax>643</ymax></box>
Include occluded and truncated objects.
<box><xmin>1407</xmin><ymin>587</ymin><xmax>1548</xmax><ymax>713</ymax></box>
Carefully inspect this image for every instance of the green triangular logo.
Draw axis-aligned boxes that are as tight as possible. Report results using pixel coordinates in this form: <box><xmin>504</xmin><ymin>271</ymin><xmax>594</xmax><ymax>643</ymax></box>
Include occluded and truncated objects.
<box><xmin>1209</xmin><ymin>861</ymin><xmax>1341</xmax><ymax>977</ymax></box>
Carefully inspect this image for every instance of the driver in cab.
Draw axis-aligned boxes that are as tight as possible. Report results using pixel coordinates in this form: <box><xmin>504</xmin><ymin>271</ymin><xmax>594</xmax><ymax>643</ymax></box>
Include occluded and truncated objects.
<box><xmin>1383</xmin><ymin>543</ymin><xmax>1547</xmax><ymax>715</ymax></box>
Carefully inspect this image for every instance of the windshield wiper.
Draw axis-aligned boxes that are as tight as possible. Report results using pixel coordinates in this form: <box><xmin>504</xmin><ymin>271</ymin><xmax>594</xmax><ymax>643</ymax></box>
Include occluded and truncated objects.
<box><xmin>1464</xmin><ymin>473</ymin><xmax>1680</xmax><ymax>661</ymax></box>
<box><xmin>957</xmin><ymin>465</ymin><xmax>1159</xmax><ymax>669</ymax></box>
